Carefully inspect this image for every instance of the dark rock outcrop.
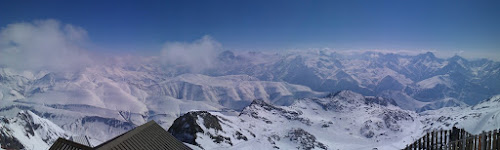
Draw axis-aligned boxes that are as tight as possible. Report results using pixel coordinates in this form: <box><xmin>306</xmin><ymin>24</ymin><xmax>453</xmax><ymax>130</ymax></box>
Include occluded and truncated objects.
<box><xmin>168</xmin><ymin>111</ymin><xmax>226</xmax><ymax>148</ymax></box>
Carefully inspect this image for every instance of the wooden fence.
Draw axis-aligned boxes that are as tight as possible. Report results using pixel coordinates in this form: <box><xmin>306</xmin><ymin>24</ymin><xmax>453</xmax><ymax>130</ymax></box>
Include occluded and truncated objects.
<box><xmin>404</xmin><ymin>128</ymin><xmax>500</xmax><ymax>150</ymax></box>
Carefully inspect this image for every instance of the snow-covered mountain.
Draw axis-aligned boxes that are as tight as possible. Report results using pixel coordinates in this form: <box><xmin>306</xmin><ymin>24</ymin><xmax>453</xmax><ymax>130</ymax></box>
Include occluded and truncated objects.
<box><xmin>206</xmin><ymin>51</ymin><xmax>500</xmax><ymax>106</ymax></box>
<box><xmin>0</xmin><ymin>51</ymin><xmax>498</xmax><ymax>149</ymax></box>
<box><xmin>420</xmin><ymin>95</ymin><xmax>500</xmax><ymax>134</ymax></box>
<box><xmin>167</xmin><ymin>91</ymin><xmax>500</xmax><ymax>150</ymax></box>
<box><xmin>0</xmin><ymin>110</ymin><xmax>67</xmax><ymax>150</ymax></box>
<box><xmin>150</xmin><ymin>73</ymin><xmax>321</xmax><ymax>109</ymax></box>
<box><xmin>167</xmin><ymin>90</ymin><xmax>423</xmax><ymax>150</ymax></box>
<box><xmin>0</xmin><ymin>65</ymin><xmax>320</xmax><ymax>143</ymax></box>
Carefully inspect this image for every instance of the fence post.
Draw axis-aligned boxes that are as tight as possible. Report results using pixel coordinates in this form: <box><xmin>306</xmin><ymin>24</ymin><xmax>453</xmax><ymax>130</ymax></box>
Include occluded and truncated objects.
<box><xmin>440</xmin><ymin>130</ymin><xmax>443</xmax><ymax>149</ymax></box>
<box><xmin>436</xmin><ymin>130</ymin><xmax>439</xmax><ymax>150</ymax></box>
<box><xmin>494</xmin><ymin>129</ymin><xmax>498</xmax><ymax>150</ymax></box>
<box><xmin>481</xmin><ymin>131</ymin><xmax>486</xmax><ymax>150</ymax></box>
<box><xmin>468</xmin><ymin>133</ymin><xmax>472</xmax><ymax>150</ymax></box>
<box><xmin>457</xmin><ymin>129</ymin><xmax>462</xmax><ymax>150</ymax></box>
<box><xmin>418</xmin><ymin>138</ymin><xmax>421</xmax><ymax>150</ymax></box>
<box><xmin>489</xmin><ymin>130</ymin><xmax>492</xmax><ymax>150</ymax></box>
<box><xmin>497</xmin><ymin>128</ymin><xmax>500</xmax><ymax>150</ymax></box>
<box><xmin>444</xmin><ymin>130</ymin><xmax>450</xmax><ymax>147</ymax></box>
<box><xmin>497</xmin><ymin>129</ymin><xmax>499</xmax><ymax>150</ymax></box>
<box><xmin>431</xmin><ymin>130</ymin><xmax>435</xmax><ymax>150</ymax></box>
<box><xmin>433</xmin><ymin>130</ymin><xmax>439</xmax><ymax>149</ymax></box>
<box><xmin>425</xmin><ymin>132</ymin><xmax>430</xmax><ymax>149</ymax></box>
<box><xmin>464</xmin><ymin>134</ymin><xmax>467</xmax><ymax>150</ymax></box>
<box><xmin>485</xmin><ymin>131</ymin><xmax>489</xmax><ymax>150</ymax></box>
<box><xmin>473</xmin><ymin>135</ymin><xmax>476</xmax><ymax>150</ymax></box>
<box><xmin>431</xmin><ymin>131</ymin><xmax>434</xmax><ymax>150</ymax></box>
<box><xmin>438</xmin><ymin>130</ymin><xmax>441</xmax><ymax>150</ymax></box>
<box><xmin>461</xmin><ymin>131</ymin><xmax>466</xmax><ymax>150</ymax></box>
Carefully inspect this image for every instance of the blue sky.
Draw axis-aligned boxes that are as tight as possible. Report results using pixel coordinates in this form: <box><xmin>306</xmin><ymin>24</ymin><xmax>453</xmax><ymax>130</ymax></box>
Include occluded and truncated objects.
<box><xmin>1</xmin><ymin>0</ymin><xmax>499</xmax><ymax>58</ymax></box>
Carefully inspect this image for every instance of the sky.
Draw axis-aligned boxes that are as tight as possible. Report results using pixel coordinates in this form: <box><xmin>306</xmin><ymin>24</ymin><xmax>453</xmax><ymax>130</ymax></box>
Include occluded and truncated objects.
<box><xmin>1</xmin><ymin>0</ymin><xmax>499</xmax><ymax>59</ymax></box>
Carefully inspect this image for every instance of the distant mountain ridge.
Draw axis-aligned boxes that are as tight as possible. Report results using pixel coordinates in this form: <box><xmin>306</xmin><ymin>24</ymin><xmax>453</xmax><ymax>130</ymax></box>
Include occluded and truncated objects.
<box><xmin>206</xmin><ymin>51</ymin><xmax>499</xmax><ymax>105</ymax></box>
<box><xmin>0</xmin><ymin>51</ymin><xmax>499</xmax><ymax>149</ymax></box>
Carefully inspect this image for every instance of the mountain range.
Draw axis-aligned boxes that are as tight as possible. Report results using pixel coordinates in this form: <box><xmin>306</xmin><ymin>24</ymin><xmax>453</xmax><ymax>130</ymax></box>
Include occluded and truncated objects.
<box><xmin>0</xmin><ymin>51</ymin><xmax>499</xmax><ymax>149</ymax></box>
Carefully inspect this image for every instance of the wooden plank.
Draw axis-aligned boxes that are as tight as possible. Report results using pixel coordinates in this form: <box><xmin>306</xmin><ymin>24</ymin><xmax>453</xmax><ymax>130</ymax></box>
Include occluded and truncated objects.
<box><xmin>422</xmin><ymin>137</ymin><xmax>425</xmax><ymax>150</ymax></box>
<box><xmin>497</xmin><ymin>129</ymin><xmax>500</xmax><ymax>150</ymax></box>
<box><xmin>429</xmin><ymin>131</ymin><xmax>432</xmax><ymax>150</ymax></box>
<box><xmin>496</xmin><ymin>129</ymin><xmax>499</xmax><ymax>150</ymax></box>
<box><xmin>488</xmin><ymin>130</ymin><xmax>493</xmax><ymax>150</ymax></box>
<box><xmin>427</xmin><ymin>133</ymin><xmax>430</xmax><ymax>150</ymax></box>
<box><xmin>495</xmin><ymin>129</ymin><xmax>500</xmax><ymax>149</ymax></box>
<box><xmin>436</xmin><ymin>130</ymin><xmax>439</xmax><ymax>150</ymax></box>
<box><xmin>471</xmin><ymin>134</ymin><xmax>474</xmax><ymax>150</ymax></box>
<box><xmin>417</xmin><ymin>138</ymin><xmax>422</xmax><ymax>149</ymax></box>
<box><xmin>468</xmin><ymin>134</ymin><xmax>473</xmax><ymax>150</ymax></box>
<box><xmin>438</xmin><ymin>130</ymin><xmax>441</xmax><ymax>149</ymax></box>
<box><xmin>465</xmin><ymin>132</ymin><xmax>468</xmax><ymax>150</ymax></box>
<box><xmin>492</xmin><ymin>129</ymin><xmax>496</xmax><ymax>150</ymax></box>
<box><xmin>493</xmin><ymin>129</ymin><xmax>497</xmax><ymax>150</ymax></box>
<box><xmin>481</xmin><ymin>132</ymin><xmax>485</xmax><ymax>150</ymax></box>
<box><xmin>422</xmin><ymin>134</ymin><xmax>425</xmax><ymax>150</ymax></box>
<box><xmin>437</xmin><ymin>130</ymin><xmax>440</xmax><ymax>150</ymax></box>
<box><xmin>465</xmin><ymin>134</ymin><xmax>470</xmax><ymax>150</ymax></box>
<box><xmin>491</xmin><ymin>130</ymin><xmax>493</xmax><ymax>150</ymax></box>
<box><xmin>439</xmin><ymin>130</ymin><xmax>444</xmax><ymax>147</ymax></box>
<box><xmin>457</xmin><ymin>129</ymin><xmax>460</xmax><ymax>150</ymax></box>
<box><xmin>484</xmin><ymin>132</ymin><xmax>490</xmax><ymax>150</ymax></box>
<box><xmin>461</xmin><ymin>131</ymin><xmax>465</xmax><ymax>150</ymax></box>
<box><xmin>431</xmin><ymin>131</ymin><xmax>435</xmax><ymax>150</ymax></box>
<box><xmin>468</xmin><ymin>135</ymin><xmax>471</xmax><ymax>150</ymax></box>
<box><xmin>447</xmin><ymin>130</ymin><xmax>449</xmax><ymax>147</ymax></box>
<box><xmin>457</xmin><ymin>129</ymin><xmax>461</xmax><ymax>150</ymax></box>
<box><xmin>473</xmin><ymin>135</ymin><xmax>476</xmax><ymax>150</ymax></box>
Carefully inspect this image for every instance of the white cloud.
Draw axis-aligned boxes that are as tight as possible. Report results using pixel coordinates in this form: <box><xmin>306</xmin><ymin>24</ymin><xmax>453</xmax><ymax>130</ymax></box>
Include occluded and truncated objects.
<box><xmin>0</xmin><ymin>19</ymin><xmax>92</xmax><ymax>71</ymax></box>
<box><xmin>160</xmin><ymin>35</ymin><xmax>221</xmax><ymax>72</ymax></box>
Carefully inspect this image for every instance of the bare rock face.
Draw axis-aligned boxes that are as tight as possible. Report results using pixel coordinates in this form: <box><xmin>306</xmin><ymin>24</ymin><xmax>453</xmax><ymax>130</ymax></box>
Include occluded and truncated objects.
<box><xmin>0</xmin><ymin>126</ymin><xmax>25</xmax><ymax>149</ymax></box>
<box><xmin>240</xmin><ymin>99</ymin><xmax>312</xmax><ymax>125</ymax></box>
<box><xmin>286</xmin><ymin>128</ymin><xmax>328</xmax><ymax>150</ymax></box>
<box><xmin>168</xmin><ymin>111</ymin><xmax>227</xmax><ymax>148</ymax></box>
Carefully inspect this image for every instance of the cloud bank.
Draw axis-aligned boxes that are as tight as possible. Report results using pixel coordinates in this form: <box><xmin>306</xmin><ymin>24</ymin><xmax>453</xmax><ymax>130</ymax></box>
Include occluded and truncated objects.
<box><xmin>0</xmin><ymin>19</ymin><xmax>91</xmax><ymax>71</ymax></box>
<box><xmin>160</xmin><ymin>35</ymin><xmax>221</xmax><ymax>72</ymax></box>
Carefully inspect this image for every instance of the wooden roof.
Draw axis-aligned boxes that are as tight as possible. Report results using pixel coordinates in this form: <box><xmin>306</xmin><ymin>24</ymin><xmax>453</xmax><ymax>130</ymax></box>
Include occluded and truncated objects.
<box><xmin>70</xmin><ymin>136</ymin><xmax>92</xmax><ymax>147</ymax></box>
<box><xmin>50</xmin><ymin>121</ymin><xmax>191</xmax><ymax>150</ymax></box>
<box><xmin>49</xmin><ymin>138</ymin><xmax>93</xmax><ymax>150</ymax></box>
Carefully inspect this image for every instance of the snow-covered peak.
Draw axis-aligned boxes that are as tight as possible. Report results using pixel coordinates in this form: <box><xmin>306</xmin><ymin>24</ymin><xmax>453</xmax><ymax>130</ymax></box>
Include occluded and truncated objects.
<box><xmin>472</xmin><ymin>94</ymin><xmax>500</xmax><ymax>110</ymax></box>
<box><xmin>421</xmin><ymin>95</ymin><xmax>500</xmax><ymax>134</ymax></box>
<box><xmin>323</xmin><ymin>90</ymin><xmax>398</xmax><ymax>108</ymax></box>
<box><xmin>169</xmin><ymin>91</ymin><xmax>423</xmax><ymax>150</ymax></box>
<box><xmin>168</xmin><ymin>111</ymin><xmax>240</xmax><ymax>149</ymax></box>
<box><xmin>0</xmin><ymin>110</ymin><xmax>68</xmax><ymax>150</ymax></box>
